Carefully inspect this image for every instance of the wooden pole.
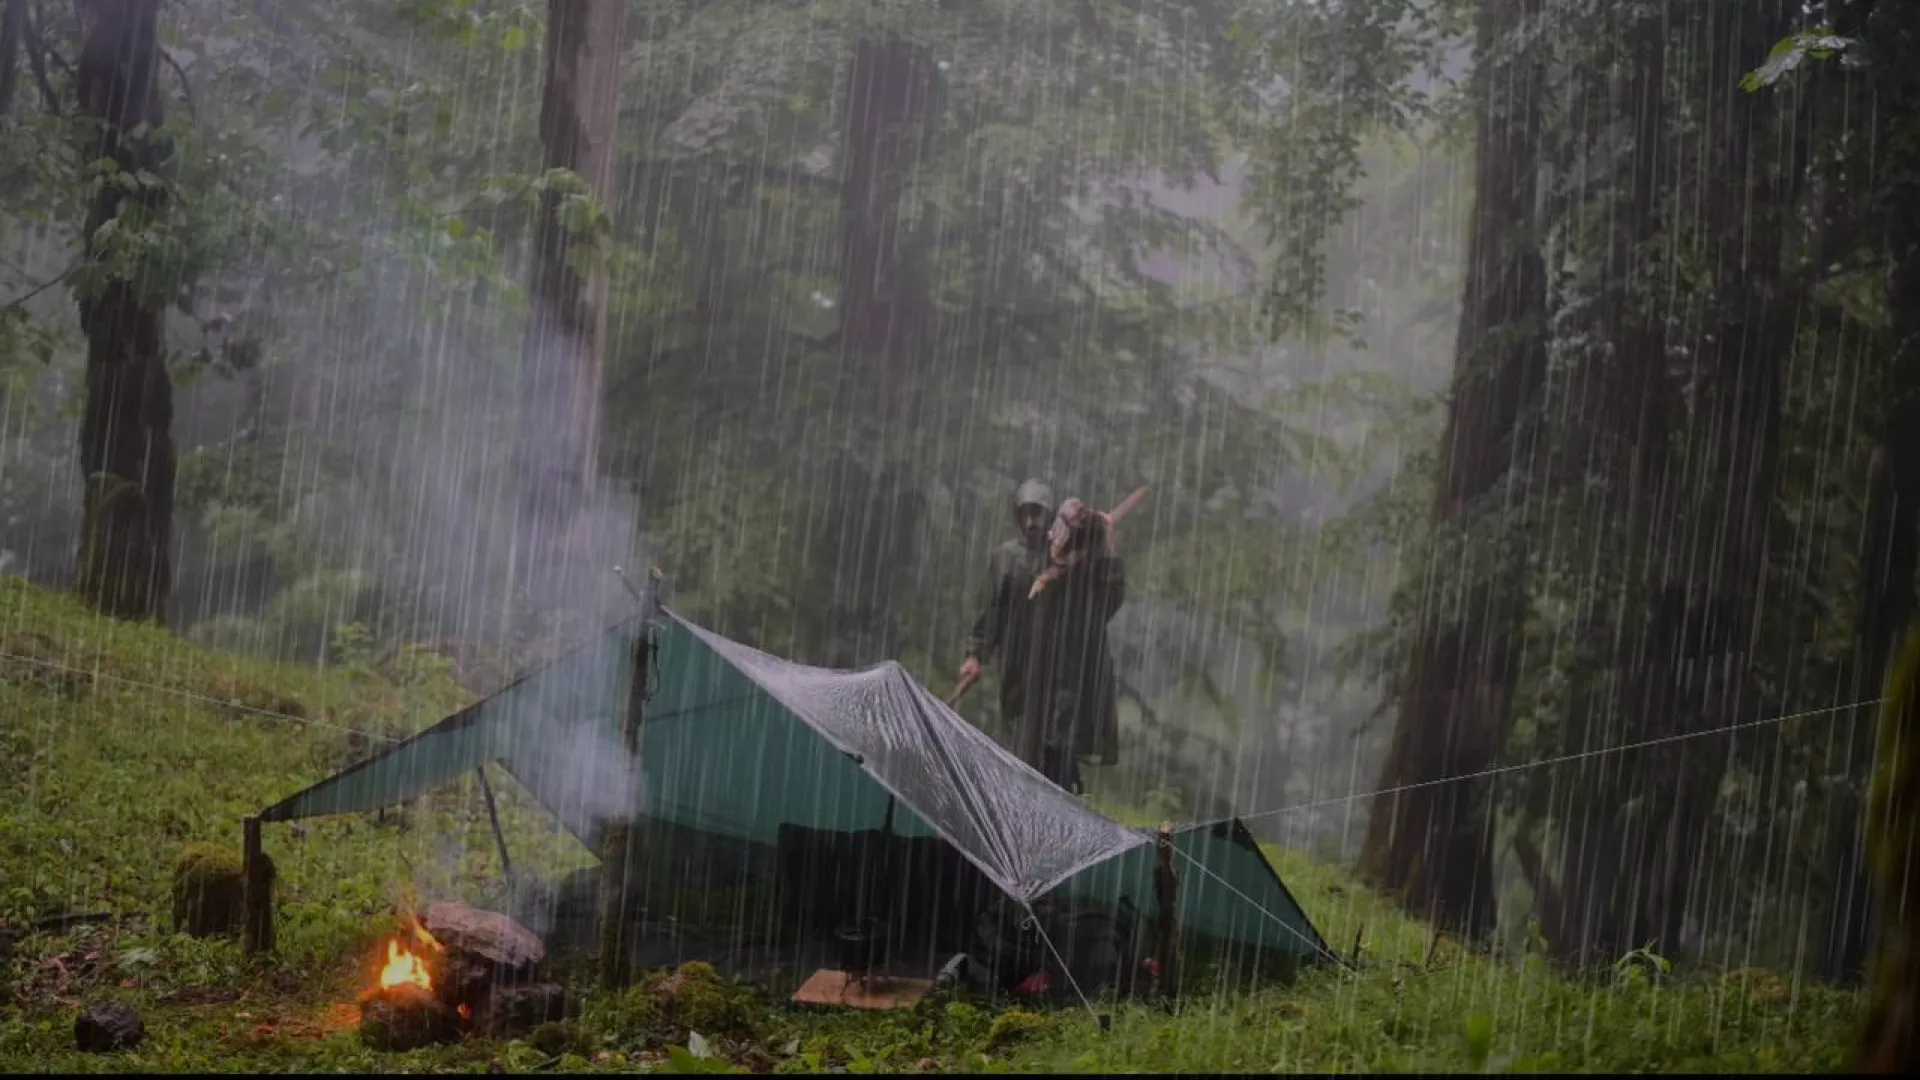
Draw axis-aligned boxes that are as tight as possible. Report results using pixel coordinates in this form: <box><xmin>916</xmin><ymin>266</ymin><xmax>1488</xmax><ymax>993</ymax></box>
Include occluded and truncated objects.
<box><xmin>476</xmin><ymin>766</ymin><xmax>513</xmax><ymax>878</ymax></box>
<box><xmin>599</xmin><ymin>621</ymin><xmax>653</xmax><ymax>990</ymax></box>
<box><xmin>1152</xmin><ymin>821</ymin><xmax>1180</xmax><ymax>1001</ymax></box>
<box><xmin>241</xmin><ymin>816</ymin><xmax>275</xmax><ymax>955</ymax></box>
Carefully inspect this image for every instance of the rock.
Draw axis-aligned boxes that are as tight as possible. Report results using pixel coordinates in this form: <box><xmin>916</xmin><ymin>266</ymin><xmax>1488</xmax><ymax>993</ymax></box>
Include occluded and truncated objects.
<box><xmin>170</xmin><ymin>843</ymin><xmax>244</xmax><ymax>938</ymax></box>
<box><xmin>75</xmin><ymin>1001</ymin><xmax>145</xmax><ymax>1053</ymax></box>
<box><xmin>421</xmin><ymin>902</ymin><xmax>544</xmax><ymax>974</ymax></box>
<box><xmin>360</xmin><ymin>983</ymin><xmax>462</xmax><ymax>1052</ymax></box>
<box><xmin>476</xmin><ymin>982</ymin><xmax>568</xmax><ymax>1039</ymax></box>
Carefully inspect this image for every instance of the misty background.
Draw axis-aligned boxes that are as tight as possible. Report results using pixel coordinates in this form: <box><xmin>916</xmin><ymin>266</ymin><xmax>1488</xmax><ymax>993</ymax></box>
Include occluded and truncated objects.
<box><xmin>0</xmin><ymin>0</ymin><xmax>1460</xmax><ymax>864</ymax></box>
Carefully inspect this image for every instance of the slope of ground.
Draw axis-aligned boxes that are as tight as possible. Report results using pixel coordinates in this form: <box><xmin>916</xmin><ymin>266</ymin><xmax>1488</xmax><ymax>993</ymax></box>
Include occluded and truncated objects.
<box><xmin>0</xmin><ymin>580</ymin><xmax>1864</xmax><ymax>1073</ymax></box>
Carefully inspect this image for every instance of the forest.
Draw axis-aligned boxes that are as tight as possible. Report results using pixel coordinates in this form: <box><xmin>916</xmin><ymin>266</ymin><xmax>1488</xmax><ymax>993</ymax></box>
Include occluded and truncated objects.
<box><xmin>1</xmin><ymin>0</ymin><xmax>1918</xmax><ymax>1073</ymax></box>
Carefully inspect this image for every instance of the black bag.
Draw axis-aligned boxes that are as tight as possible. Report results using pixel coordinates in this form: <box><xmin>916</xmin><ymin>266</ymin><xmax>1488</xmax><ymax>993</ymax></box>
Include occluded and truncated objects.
<box><xmin>969</xmin><ymin>897</ymin><xmax>1139</xmax><ymax>1000</ymax></box>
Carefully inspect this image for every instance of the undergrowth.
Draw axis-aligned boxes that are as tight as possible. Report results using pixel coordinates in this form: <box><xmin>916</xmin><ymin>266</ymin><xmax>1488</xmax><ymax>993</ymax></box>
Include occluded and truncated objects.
<box><xmin>0</xmin><ymin>579</ymin><xmax>1865</xmax><ymax>1073</ymax></box>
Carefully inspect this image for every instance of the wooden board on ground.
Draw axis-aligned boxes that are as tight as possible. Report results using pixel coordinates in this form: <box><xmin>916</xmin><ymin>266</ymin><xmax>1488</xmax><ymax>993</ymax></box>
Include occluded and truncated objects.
<box><xmin>789</xmin><ymin>969</ymin><xmax>932</xmax><ymax>1010</ymax></box>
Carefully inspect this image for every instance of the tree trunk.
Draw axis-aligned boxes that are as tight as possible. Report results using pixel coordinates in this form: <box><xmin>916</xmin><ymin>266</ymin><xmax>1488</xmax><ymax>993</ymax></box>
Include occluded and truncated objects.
<box><xmin>72</xmin><ymin>0</ymin><xmax>174</xmax><ymax>622</ymax></box>
<box><xmin>0</xmin><ymin>0</ymin><xmax>25</xmax><ymax>119</ymax></box>
<box><xmin>516</xmin><ymin>0</ymin><xmax>627</xmax><ymax>616</ymax></box>
<box><xmin>1530</xmin><ymin>0</ymin><xmax>1674</xmax><ymax>968</ymax></box>
<box><xmin>1855</xmin><ymin>0</ymin><xmax>1920</xmax><ymax>1056</ymax></box>
<box><xmin>1359</xmin><ymin>0</ymin><xmax>1546</xmax><ymax>940</ymax></box>
<box><xmin>820</xmin><ymin>35</ymin><xmax>939</xmax><ymax>667</ymax></box>
<box><xmin>1626</xmin><ymin>0</ymin><xmax>1797</xmax><ymax>965</ymax></box>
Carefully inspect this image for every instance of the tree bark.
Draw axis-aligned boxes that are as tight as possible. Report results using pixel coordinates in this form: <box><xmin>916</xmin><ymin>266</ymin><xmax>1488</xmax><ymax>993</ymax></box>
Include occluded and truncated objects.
<box><xmin>1359</xmin><ymin>0</ymin><xmax>1546</xmax><ymax>940</ymax></box>
<box><xmin>819</xmin><ymin>35</ymin><xmax>939</xmax><ymax>667</ymax></box>
<box><xmin>517</xmin><ymin>0</ymin><xmax>627</xmax><ymax>615</ymax></box>
<box><xmin>0</xmin><ymin>0</ymin><xmax>25</xmax><ymax>119</ymax></box>
<box><xmin>1853</xmin><ymin>0</ymin><xmax>1920</xmax><ymax>1055</ymax></box>
<box><xmin>72</xmin><ymin>0</ymin><xmax>174</xmax><ymax>622</ymax></box>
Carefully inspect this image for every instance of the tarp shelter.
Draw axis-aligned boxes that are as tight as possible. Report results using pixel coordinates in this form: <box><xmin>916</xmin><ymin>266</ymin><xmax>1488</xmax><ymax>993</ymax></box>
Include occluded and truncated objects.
<box><xmin>257</xmin><ymin>589</ymin><xmax>1332</xmax><ymax>995</ymax></box>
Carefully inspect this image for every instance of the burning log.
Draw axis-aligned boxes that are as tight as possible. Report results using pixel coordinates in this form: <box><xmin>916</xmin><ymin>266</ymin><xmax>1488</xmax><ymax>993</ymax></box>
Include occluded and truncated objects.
<box><xmin>360</xmin><ymin>982</ymin><xmax>462</xmax><ymax>1052</ymax></box>
<box><xmin>358</xmin><ymin>904</ymin><xmax>568</xmax><ymax>1050</ymax></box>
<box><xmin>359</xmin><ymin>919</ymin><xmax>463</xmax><ymax>1051</ymax></box>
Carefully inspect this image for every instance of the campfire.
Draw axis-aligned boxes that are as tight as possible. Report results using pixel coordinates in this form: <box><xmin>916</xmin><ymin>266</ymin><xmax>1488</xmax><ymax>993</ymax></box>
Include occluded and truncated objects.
<box><xmin>357</xmin><ymin>902</ymin><xmax>566</xmax><ymax>1052</ymax></box>
<box><xmin>378</xmin><ymin>920</ymin><xmax>439</xmax><ymax>994</ymax></box>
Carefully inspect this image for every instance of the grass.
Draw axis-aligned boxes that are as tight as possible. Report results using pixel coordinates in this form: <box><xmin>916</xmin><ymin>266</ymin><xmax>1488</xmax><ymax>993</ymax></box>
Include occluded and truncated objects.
<box><xmin>0</xmin><ymin>578</ymin><xmax>1867</xmax><ymax>1072</ymax></box>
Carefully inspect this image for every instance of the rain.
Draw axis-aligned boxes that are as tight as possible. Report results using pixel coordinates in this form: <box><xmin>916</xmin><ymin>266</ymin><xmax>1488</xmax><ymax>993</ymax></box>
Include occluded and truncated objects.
<box><xmin>0</xmin><ymin>0</ymin><xmax>1913</xmax><ymax>1072</ymax></box>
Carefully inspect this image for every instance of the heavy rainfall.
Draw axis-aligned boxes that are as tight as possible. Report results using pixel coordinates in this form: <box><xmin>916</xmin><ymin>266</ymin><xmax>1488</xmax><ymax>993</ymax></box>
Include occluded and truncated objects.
<box><xmin>0</xmin><ymin>0</ymin><xmax>1914</xmax><ymax>1073</ymax></box>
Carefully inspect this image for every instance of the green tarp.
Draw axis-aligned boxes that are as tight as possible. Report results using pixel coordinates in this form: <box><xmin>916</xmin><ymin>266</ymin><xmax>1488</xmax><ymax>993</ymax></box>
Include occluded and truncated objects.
<box><xmin>258</xmin><ymin>602</ymin><xmax>1333</xmax><ymax>974</ymax></box>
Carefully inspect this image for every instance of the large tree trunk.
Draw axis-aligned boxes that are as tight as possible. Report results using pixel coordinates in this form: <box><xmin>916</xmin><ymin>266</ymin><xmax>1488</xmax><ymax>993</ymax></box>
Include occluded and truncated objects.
<box><xmin>819</xmin><ymin>35</ymin><xmax>939</xmax><ymax>668</ymax></box>
<box><xmin>72</xmin><ymin>0</ymin><xmax>174</xmax><ymax>622</ymax></box>
<box><xmin>1622</xmin><ymin>0</ymin><xmax>1797</xmax><ymax>966</ymax></box>
<box><xmin>1855</xmin><ymin>0</ymin><xmax>1920</xmax><ymax>1061</ymax></box>
<box><xmin>516</xmin><ymin>0</ymin><xmax>627</xmax><ymax>617</ymax></box>
<box><xmin>1359</xmin><ymin>0</ymin><xmax>1546</xmax><ymax>939</ymax></box>
<box><xmin>1531</xmin><ymin>0</ymin><xmax>1673</xmax><ymax>968</ymax></box>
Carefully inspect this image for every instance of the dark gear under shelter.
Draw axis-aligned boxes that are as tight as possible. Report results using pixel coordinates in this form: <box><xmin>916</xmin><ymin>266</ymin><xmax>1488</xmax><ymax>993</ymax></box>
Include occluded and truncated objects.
<box><xmin>256</xmin><ymin>588</ymin><xmax>1331</xmax><ymax>1000</ymax></box>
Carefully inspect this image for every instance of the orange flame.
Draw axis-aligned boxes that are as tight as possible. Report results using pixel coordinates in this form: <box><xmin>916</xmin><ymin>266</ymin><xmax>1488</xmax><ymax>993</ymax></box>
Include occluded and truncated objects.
<box><xmin>376</xmin><ymin>915</ymin><xmax>442</xmax><ymax>993</ymax></box>
<box><xmin>379</xmin><ymin>939</ymin><xmax>433</xmax><ymax>992</ymax></box>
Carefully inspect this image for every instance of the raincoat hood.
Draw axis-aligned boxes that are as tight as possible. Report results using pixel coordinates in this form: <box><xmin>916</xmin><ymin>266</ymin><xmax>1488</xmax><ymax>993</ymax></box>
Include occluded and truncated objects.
<box><xmin>1014</xmin><ymin>479</ymin><xmax>1056</xmax><ymax>516</ymax></box>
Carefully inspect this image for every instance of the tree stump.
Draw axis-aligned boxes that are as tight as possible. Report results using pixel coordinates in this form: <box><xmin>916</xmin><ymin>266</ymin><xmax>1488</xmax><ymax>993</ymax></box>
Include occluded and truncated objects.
<box><xmin>75</xmin><ymin>1001</ymin><xmax>145</xmax><ymax>1053</ymax></box>
<box><xmin>170</xmin><ymin>843</ymin><xmax>243</xmax><ymax>937</ymax></box>
<box><xmin>360</xmin><ymin>983</ymin><xmax>461</xmax><ymax>1052</ymax></box>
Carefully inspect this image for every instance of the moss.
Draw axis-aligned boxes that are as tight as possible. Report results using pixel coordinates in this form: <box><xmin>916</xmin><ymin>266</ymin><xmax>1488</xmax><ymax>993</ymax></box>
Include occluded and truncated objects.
<box><xmin>170</xmin><ymin>843</ymin><xmax>244</xmax><ymax>938</ymax></box>
<box><xmin>625</xmin><ymin>962</ymin><xmax>757</xmax><ymax>1044</ymax></box>
<box><xmin>526</xmin><ymin>1021</ymin><xmax>589</xmax><ymax>1058</ymax></box>
<box><xmin>983</xmin><ymin>1009</ymin><xmax>1047</xmax><ymax>1053</ymax></box>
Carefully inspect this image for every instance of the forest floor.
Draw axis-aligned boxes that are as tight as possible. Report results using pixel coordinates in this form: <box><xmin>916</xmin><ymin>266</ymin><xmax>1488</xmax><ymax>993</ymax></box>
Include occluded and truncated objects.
<box><xmin>0</xmin><ymin>578</ymin><xmax>1866</xmax><ymax>1073</ymax></box>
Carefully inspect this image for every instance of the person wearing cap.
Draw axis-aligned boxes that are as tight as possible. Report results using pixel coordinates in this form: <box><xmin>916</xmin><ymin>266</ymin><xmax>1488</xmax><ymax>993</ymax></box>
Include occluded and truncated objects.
<box><xmin>961</xmin><ymin>480</ymin><xmax>1127</xmax><ymax>793</ymax></box>
<box><xmin>960</xmin><ymin>479</ymin><xmax>1057</xmax><ymax>743</ymax></box>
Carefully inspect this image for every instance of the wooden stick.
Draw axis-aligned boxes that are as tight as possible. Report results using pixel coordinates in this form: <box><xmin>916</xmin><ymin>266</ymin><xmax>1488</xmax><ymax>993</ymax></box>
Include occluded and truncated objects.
<box><xmin>945</xmin><ymin>667</ymin><xmax>982</xmax><ymax>708</ymax></box>
<box><xmin>241</xmin><ymin>816</ymin><xmax>275</xmax><ymax>955</ymax></box>
<box><xmin>476</xmin><ymin>765</ymin><xmax>513</xmax><ymax>878</ymax></box>
<box><xmin>1153</xmin><ymin>821</ymin><xmax>1180</xmax><ymax>1002</ymax></box>
<box><xmin>600</xmin><ymin>622</ymin><xmax>653</xmax><ymax>991</ymax></box>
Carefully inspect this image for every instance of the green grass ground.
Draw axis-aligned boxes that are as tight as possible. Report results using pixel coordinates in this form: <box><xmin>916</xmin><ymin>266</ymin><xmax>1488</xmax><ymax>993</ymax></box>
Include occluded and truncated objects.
<box><xmin>0</xmin><ymin>579</ymin><xmax>1865</xmax><ymax>1072</ymax></box>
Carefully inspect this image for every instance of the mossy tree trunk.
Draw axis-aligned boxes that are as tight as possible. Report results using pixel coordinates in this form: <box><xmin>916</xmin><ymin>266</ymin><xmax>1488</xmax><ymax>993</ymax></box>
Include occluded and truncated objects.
<box><xmin>1360</xmin><ymin>0</ymin><xmax>1546</xmax><ymax>940</ymax></box>
<box><xmin>1855</xmin><ymin>0</ymin><xmax>1920</xmax><ymax>1063</ymax></box>
<box><xmin>72</xmin><ymin>0</ymin><xmax>175</xmax><ymax>623</ymax></box>
<box><xmin>517</xmin><ymin>0</ymin><xmax>627</xmax><ymax>615</ymax></box>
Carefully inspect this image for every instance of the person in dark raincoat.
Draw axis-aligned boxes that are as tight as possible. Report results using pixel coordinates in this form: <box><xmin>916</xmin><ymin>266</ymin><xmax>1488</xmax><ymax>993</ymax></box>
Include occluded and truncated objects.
<box><xmin>1015</xmin><ymin>498</ymin><xmax>1125</xmax><ymax>794</ymax></box>
<box><xmin>961</xmin><ymin>479</ymin><xmax>1056</xmax><ymax>735</ymax></box>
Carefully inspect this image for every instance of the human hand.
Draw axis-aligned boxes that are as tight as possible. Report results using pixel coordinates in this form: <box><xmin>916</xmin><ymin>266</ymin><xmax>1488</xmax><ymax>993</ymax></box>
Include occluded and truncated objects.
<box><xmin>960</xmin><ymin>656</ymin><xmax>982</xmax><ymax>684</ymax></box>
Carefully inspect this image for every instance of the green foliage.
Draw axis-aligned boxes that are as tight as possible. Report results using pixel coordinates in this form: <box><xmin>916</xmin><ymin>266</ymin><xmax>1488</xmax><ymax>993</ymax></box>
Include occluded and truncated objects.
<box><xmin>982</xmin><ymin>1009</ymin><xmax>1048</xmax><ymax>1052</ymax></box>
<box><xmin>1742</xmin><ymin>27</ymin><xmax>1856</xmax><ymax>92</ymax></box>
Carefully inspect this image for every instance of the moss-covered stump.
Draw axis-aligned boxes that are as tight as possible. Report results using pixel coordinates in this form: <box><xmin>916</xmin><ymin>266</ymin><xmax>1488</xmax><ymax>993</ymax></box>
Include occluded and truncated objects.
<box><xmin>619</xmin><ymin>962</ymin><xmax>758</xmax><ymax>1046</ymax></box>
<box><xmin>170</xmin><ymin>843</ymin><xmax>244</xmax><ymax>938</ymax></box>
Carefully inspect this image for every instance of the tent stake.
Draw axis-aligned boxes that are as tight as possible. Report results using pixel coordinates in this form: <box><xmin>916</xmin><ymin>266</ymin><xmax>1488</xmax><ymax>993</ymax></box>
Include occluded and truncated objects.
<box><xmin>476</xmin><ymin>765</ymin><xmax>512</xmax><ymax>878</ymax></box>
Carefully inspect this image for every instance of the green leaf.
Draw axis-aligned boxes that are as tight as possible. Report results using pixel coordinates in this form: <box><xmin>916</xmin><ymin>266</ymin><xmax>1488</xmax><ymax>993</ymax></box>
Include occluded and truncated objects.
<box><xmin>502</xmin><ymin>25</ymin><xmax>528</xmax><ymax>52</ymax></box>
